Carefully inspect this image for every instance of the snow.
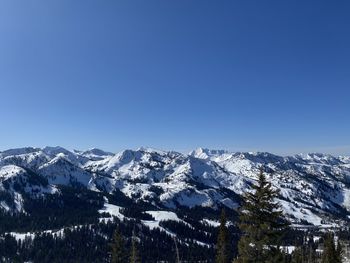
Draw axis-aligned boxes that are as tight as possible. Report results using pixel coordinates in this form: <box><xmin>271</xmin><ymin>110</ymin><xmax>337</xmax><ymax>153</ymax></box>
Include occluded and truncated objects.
<box><xmin>141</xmin><ymin>210</ymin><xmax>185</xmax><ymax>237</ymax></box>
<box><xmin>194</xmin><ymin>240</ymin><xmax>211</xmax><ymax>247</ymax></box>
<box><xmin>38</xmin><ymin>156</ymin><xmax>91</xmax><ymax>186</ymax></box>
<box><xmin>98</xmin><ymin>203</ymin><xmax>125</xmax><ymax>221</ymax></box>
<box><xmin>0</xmin><ymin>201</ymin><xmax>10</xmax><ymax>212</ymax></box>
<box><xmin>175</xmin><ymin>190</ymin><xmax>214</xmax><ymax>208</ymax></box>
<box><xmin>2</xmin><ymin>146</ymin><xmax>350</xmax><ymax>260</ymax></box>
<box><xmin>78</xmin><ymin>148</ymin><xmax>113</xmax><ymax>160</ymax></box>
<box><xmin>342</xmin><ymin>189</ymin><xmax>350</xmax><ymax>210</ymax></box>
<box><xmin>9</xmin><ymin>225</ymin><xmax>86</xmax><ymax>241</ymax></box>
<box><xmin>13</xmin><ymin>192</ymin><xmax>24</xmax><ymax>212</ymax></box>
<box><xmin>201</xmin><ymin>218</ymin><xmax>220</xmax><ymax>227</ymax></box>
<box><xmin>146</xmin><ymin>210</ymin><xmax>181</xmax><ymax>222</ymax></box>
<box><xmin>0</xmin><ymin>147</ymin><xmax>40</xmax><ymax>158</ymax></box>
<box><xmin>281</xmin><ymin>245</ymin><xmax>296</xmax><ymax>254</ymax></box>
<box><xmin>0</xmin><ymin>165</ymin><xmax>26</xmax><ymax>180</ymax></box>
<box><xmin>279</xmin><ymin>199</ymin><xmax>324</xmax><ymax>226</ymax></box>
<box><xmin>1</xmin><ymin>146</ymin><xmax>350</xmax><ymax>227</ymax></box>
<box><xmin>310</xmin><ymin>236</ymin><xmax>321</xmax><ymax>243</ymax></box>
<box><xmin>10</xmin><ymin>232</ymin><xmax>35</xmax><ymax>241</ymax></box>
<box><xmin>220</xmin><ymin>198</ymin><xmax>239</xmax><ymax>209</ymax></box>
<box><xmin>98</xmin><ymin>203</ymin><xmax>189</xmax><ymax>238</ymax></box>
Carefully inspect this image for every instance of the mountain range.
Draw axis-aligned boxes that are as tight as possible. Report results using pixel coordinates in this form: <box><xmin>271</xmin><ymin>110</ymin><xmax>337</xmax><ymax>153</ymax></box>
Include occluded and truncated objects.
<box><xmin>1</xmin><ymin>146</ymin><xmax>349</xmax><ymax>228</ymax></box>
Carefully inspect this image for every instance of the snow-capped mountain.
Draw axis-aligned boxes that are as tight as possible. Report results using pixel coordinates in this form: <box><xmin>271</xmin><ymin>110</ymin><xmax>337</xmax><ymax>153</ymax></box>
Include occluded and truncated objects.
<box><xmin>0</xmin><ymin>146</ymin><xmax>349</xmax><ymax>227</ymax></box>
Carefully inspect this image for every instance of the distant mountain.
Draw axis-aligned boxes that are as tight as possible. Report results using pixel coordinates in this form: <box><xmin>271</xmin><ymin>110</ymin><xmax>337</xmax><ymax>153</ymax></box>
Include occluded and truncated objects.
<box><xmin>0</xmin><ymin>146</ymin><xmax>349</xmax><ymax>228</ymax></box>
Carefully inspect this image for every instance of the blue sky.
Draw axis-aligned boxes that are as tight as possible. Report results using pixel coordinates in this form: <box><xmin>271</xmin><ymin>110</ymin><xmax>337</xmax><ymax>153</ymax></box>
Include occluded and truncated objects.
<box><xmin>0</xmin><ymin>1</ymin><xmax>349</xmax><ymax>155</ymax></box>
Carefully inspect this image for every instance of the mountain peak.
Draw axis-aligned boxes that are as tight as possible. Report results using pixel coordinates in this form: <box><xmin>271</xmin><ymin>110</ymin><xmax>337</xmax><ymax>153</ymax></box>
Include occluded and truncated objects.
<box><xmin>81</xmin><ymin>148</ymin><xmax>113</xmax><ymax>156</ymax></box>
<box><xmin>0</xmin><ymin>147</ymin><xmax>40</xmax><ymax>158</ymax></box>
<box><xmin>137</xmin><ymin>146</ymin><xmax>168</xmax><ymax>155</ymax></box>
<box><xmin>189</xmin><ymin>148</ymin><xmax>229</xmax><ymax>159</ymax></box>
<box><xmin>43</xmin><ymin>146</ymin><xmax>71</xmax><ymax>155</ymax></box>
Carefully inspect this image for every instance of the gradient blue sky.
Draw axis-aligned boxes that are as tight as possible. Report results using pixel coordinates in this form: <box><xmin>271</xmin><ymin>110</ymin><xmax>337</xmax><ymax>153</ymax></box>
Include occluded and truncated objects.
<box><xmin>0</xmin><ymin>1</ymin><xmax>349</xmax><ymax>155</ymax></box>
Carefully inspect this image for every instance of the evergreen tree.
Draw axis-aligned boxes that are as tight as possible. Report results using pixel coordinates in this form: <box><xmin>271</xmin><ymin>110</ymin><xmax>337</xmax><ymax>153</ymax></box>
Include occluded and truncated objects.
<box><xmin>130</xmin><ymin>230</ymin><xmax>141</xmax><ymax>263</ymax></box>
<box><xmin>306</xmin><ymin>235</ymin><xmax>317</xmax><ymax>263</ymax></box>
<box><xmin>216</xmin><ymin>209</ymin><xmax>230</xmax><ymax>263</ymax></box>
<box><xmin>173</xmin><ymin>237</ymin><xmax>181</xmax><ymax>263</ymax></box>
<box><xmin>306</xmin><ymin>244</ymin><xmax>317</xmax><ymax>263</ymax></box>
<box><xmin>321</xmin><ymin>233</ymin><xmax>342</xmax><ymax>263</ymax></box>
<box><xmin>110</xmin><ymin>227</ymin><xmax>127</xmax><ymax>263</ymax></box>
<box><xmin>290</xmin><ymin>247</ymin><xmax>302</xmax><ymax>263</ymax></box>
<box><xmin>281</xmin><ymin>247</ymin><xmax>290</xmax><ymax>263</ymax></box>
<box><xmin>234</xmin><ymin>168</ymin><xmax>288</xmax><ymax>263</ymax></box>
<box><xmin>336</xmin><ymin>240</ymin><xmax>343</xmax><ymax>263</ymax></box>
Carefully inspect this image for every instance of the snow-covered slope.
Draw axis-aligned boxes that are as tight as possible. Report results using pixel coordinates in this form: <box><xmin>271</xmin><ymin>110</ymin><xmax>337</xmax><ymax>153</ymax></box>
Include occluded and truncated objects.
<box><xmin>190</xmin><ymin>148</ymin><xmax>350</xmax><ymax>226</ymax></box>
<box><xmin>0</xmin><ymin>146</ymin><xmax>349</xmax><ymax>227</ymax></box>
<box><xmin>0</xmin><ymin>164</ymin><xmax>57</xmax><ymax>212</ymax></box>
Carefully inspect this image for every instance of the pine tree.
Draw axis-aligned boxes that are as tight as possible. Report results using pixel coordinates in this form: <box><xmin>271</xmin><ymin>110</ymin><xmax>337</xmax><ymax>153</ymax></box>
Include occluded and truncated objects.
<box><xmin>216</xmin><ymin>209</ymin><xmax>230</xmax><ymax>263</ymax></box>
<box><xmin>110</xmin><ymin>228</ymin><xmax>127</xmax><ymax>263</ymax></box>
<box><xmin>173</xmin><ymin>237</ymin><xmax>181</xmax><ymax>263</ymax></box>
<box><xmin>307</xmin><ymin>244</ymin><xmax>317</xmax><ymax>263</ymax></box>
<box><xmin>306</xmin><ymin>234</ymin><xmax>317</xmax><ymax>263</ymax></box>
<box><xmin>290</xmin><ymin>247</ymin><xmax>302</xmax><ymax>263</ymax></box>
<box><xmin>130</xmin><ymin>230</ymin><xmax>141</xmax><ymax>263</ymax></box>
<box><xmin>234</xmin><ymin>168</ymin><xmax>288</xmax><ymax>263</ymax></box>
<box><xmin>321</xmin><ymin>233</ymin><xmax>342</xmax><ymax>263</ymax></box>
<box><xmin>281</xmin><ymin>247</ymin><xmax>290</xmax><ymax>263</ymax></box>
<box><xmin>336</xmin><ymin>240</ymin><xmax>343</xmax><ymax>263</ymax></box>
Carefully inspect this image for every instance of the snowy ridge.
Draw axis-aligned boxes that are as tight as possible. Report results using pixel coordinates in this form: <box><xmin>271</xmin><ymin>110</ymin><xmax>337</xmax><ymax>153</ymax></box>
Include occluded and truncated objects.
<box><xmin>0</xmin><ymin>146</ymin><xmax>349</xmax><ymax>227</ymax></box>
<box><xmin>0</xmin><ymin>164</ymin><xmax>57</xmax><ymax>212</ymax></box>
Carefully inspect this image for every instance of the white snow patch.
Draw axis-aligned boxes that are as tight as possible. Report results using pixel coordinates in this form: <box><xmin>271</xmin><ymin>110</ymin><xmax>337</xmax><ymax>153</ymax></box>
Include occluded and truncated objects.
<box><xmin>0</xmin><ymin>165</ymin><xmax>26</xmax><ymax>180</ymax></box>
<box><xmin>201</xmin><ymin>218</ymin><xmax>220</xmax><ymax>227</ymax></box>
<box><xmin>141</xmin><ymin>210</ymin><xmax>190</xmax><ymax>237</ymax></box>
<box><xmin>342</xmin><ymin>189</ymin><xmax>350</xmax><ymax>210</ymax></box>
<box><xmin>98</xmin><ymin>203</ymin><xmax>125</xmax><ymax>221</ymax></box>
<box><xmin>146</xmin><ymin>211</ymin><xmax>181</xmax><ymax>222</ymax></box>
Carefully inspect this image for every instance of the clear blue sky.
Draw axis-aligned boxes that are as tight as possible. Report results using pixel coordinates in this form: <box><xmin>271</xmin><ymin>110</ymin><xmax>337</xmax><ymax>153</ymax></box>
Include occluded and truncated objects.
<box><xmin>0</xmin><ymin>1</ymin><xmax>349</xmax><ymax>155</ymax></box>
